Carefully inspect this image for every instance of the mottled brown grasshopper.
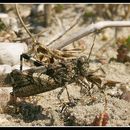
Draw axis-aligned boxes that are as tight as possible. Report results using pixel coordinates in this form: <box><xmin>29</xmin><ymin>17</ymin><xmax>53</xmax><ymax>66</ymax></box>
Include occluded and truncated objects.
<box><xmin>5</xmin><ymin>4</ymin><xmax>121</xmax><ymax>105</ymax></box>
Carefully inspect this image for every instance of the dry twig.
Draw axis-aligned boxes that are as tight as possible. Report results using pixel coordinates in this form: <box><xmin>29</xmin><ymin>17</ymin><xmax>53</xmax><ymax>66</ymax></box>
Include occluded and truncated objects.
<box><xmin>48</xmin><ymin>21</ymin><xmax>130</xmax><ymax>50</ymax></box>
<box><xmin>47</xmin><ymin>13</ymin><xmax>83</xmax><ymax>46</ymax></box>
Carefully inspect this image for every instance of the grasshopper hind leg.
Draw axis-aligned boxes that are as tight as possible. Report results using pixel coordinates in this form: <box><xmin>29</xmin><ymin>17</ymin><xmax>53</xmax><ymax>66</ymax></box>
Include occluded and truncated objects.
<box><xmin>77</xmin><ymin>78</ymin><xmax>96</xmax><ymax>102</ymax></box>
<box><xmin>57</xmin><ymin>84</ymin><xmax>78</xmax><ymax>108</ymax></box>
<box><xmin>57</xmin><ymin>84</ymin><xmax>72</xmax><ymax>104</ymax></box>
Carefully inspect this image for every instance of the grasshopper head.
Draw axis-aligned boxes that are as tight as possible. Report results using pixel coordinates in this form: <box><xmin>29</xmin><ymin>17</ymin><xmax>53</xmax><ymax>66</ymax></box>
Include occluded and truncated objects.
<box><xmin>77</xmin><ymin>56</ymin><xmax>89</xmax><ymax>76</ymax></box>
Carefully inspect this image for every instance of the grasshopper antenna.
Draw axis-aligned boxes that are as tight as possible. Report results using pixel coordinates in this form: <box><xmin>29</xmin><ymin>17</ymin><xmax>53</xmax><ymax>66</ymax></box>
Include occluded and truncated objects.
<box><xmin>15</xmin><ymin>4</ymin><xmax>37</xmax><ymax>71</ymax></box>
<box><xmin>87</xmin><ymin>33</ymin><xmax>96</xmax><ymax>64</ymax></box>
<box><xmin>86</xmin><ymin>16</ymin><xmax>97</xmax><ymax>65</ymax></box>
<box><xmin>15</xmin><ymin>4</ymin><xmax>37</xmax><ymax>44</ymax></box>
<box><xmin>15</xmin><ymin>4</ymin><xmax>42</xmax><ymax>71</ymax></box>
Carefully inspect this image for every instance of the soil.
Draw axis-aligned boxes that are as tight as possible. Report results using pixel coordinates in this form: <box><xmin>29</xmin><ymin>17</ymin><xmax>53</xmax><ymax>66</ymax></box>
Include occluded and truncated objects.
<box><xmin>0</xmin><ymin>4</ymin><xmax>130</xmax><ymax>127</ymax></box>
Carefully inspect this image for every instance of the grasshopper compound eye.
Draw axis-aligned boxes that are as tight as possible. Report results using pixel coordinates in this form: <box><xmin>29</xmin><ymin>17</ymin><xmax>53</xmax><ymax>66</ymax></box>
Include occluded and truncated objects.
<box><xmin>77</xmin><ymin>56</ymin><xmax>88</xmax><ymax>64</ymax></box>
<box><xmin>77</xmin><ymin>56</ymin><xmax>89</xmax><ymax>68</ymax></box>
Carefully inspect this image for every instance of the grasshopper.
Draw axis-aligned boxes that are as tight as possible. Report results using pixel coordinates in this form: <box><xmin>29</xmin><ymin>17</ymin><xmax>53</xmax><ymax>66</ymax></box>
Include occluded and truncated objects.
<box><xmin>5</xmin><ymin>54</ymin><xmax>92</xmax><ymax>103</ymax></box>
<box><xmin>5</xmin><ymin>4</ymin><xmax>120</xmax><ymax>106</ymax></box>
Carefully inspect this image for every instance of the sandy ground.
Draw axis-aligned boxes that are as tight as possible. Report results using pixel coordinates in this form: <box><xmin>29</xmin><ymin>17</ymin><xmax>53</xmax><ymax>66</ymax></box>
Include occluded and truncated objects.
<box><xmin>0</xmin><ymin>4</ymin><xmax>130</xmax><ymax>127</ymax></box>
